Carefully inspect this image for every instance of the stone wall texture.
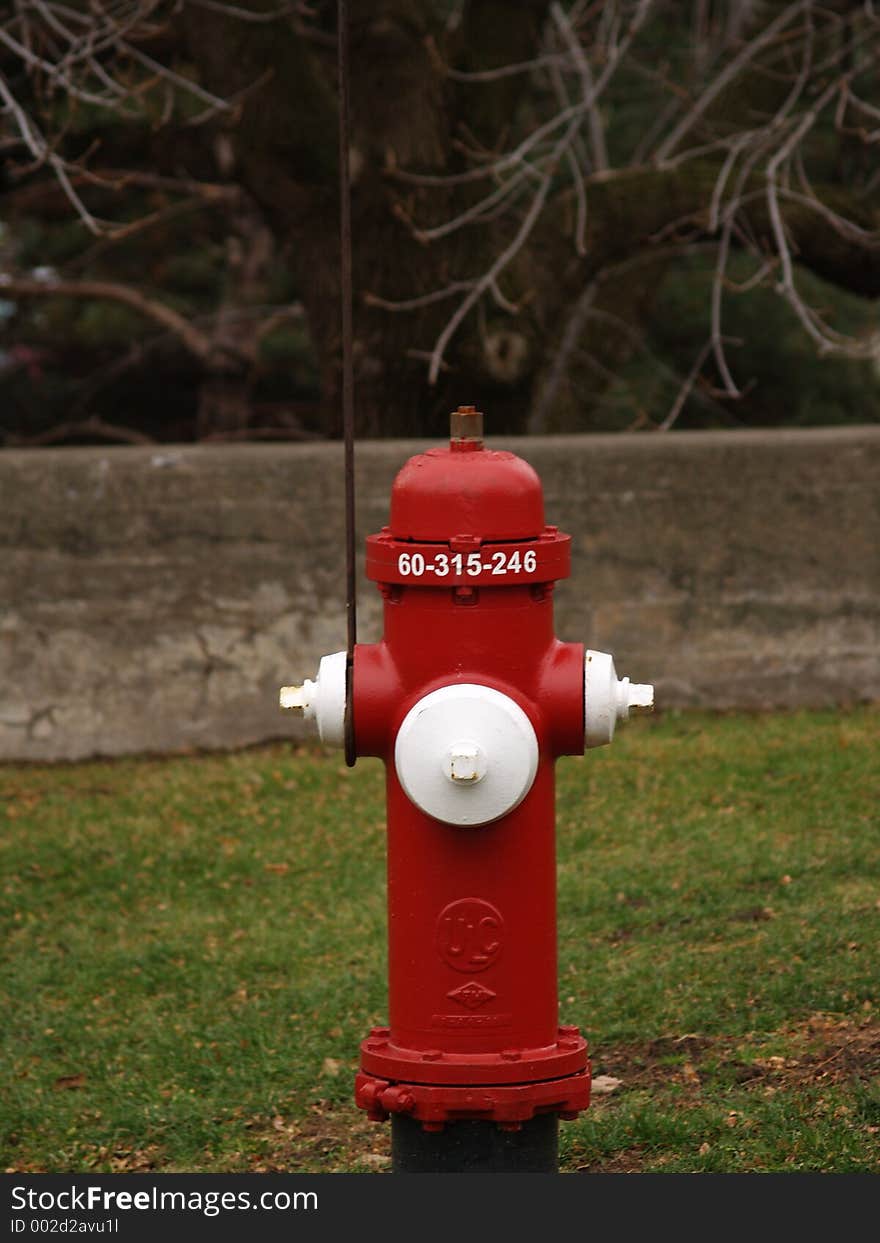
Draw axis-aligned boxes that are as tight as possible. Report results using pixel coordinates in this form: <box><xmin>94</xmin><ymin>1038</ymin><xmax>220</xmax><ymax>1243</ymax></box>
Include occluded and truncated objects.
<box><xmin>1</xmin><ymin>426</ymin><xmax>878</xmax><ymax>761</ymax></box>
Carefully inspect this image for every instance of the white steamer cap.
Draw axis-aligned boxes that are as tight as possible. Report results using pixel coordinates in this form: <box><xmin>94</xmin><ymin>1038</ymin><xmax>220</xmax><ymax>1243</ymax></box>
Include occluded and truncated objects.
<box><xmin>394</xmin><ymin>684</ymin><xmax>539</xmax><ymax>827</ymax></box>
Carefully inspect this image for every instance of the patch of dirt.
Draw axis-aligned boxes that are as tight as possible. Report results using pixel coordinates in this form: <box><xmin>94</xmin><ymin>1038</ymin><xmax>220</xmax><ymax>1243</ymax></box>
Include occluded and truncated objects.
<box><xmin>93</xmin><ymin>1145</ymin><xmax>163</xmax><ymax>1173</ymax></box>
<box><xmin>574</xmin><ymin>1146</ymin><xmax>648</xmax><ymax>1173</ymax></box>
<box><xmin>594</xmin><ymin>1033</ymin><xmax>714</xmax><ymax>1090</ymax></box>
<box><xmin>754</xmin><ymin>1014</ymin><xmax>880</xmax><ymax>1089</ymax></box>
<box><xmin>591</xmin><ymin>1014</ymin><xmax>880</xmax><ymax>1097</ymax></box>
<box><xmin>5</xmin><ymin>1144</ymin><xmax>166</xmax><ymax>1174</ymax></box>
<box><xmin>728</xmin><ymin>906</ymin><xmax>775</xmax><ymax>923</ymax></box>
<box><xmin>645</xmin><ymin>1034</ymin><xmax>715</xmax><ymax>1061</ymax></box>
<box><xmin>246</xmin><ymin>1100</ymin><xmax>391</xmax><ymax>1173</ymax></box>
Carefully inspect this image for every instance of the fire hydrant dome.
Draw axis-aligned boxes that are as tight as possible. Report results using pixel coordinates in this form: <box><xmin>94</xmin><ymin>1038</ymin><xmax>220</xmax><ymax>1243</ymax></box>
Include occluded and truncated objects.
<box><xmin>389</xmin><ymin>447</ymin><xmax>546</xmax><ymax>542</ymax></box>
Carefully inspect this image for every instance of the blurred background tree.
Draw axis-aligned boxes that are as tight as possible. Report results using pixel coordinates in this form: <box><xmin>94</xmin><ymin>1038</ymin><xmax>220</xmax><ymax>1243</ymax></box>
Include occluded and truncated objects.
<box><xmin>0</xmin><ymin>0</ymin><xmax>878</xmax><ymax>444</ymax></box>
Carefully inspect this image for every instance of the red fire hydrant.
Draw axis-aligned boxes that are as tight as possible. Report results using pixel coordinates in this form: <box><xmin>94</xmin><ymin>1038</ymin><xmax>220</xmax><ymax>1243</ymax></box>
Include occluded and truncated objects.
<box><xmin>281</xmin><ymin>407</ymin><xmax>653</xmax><ymax>1172</ymax></box>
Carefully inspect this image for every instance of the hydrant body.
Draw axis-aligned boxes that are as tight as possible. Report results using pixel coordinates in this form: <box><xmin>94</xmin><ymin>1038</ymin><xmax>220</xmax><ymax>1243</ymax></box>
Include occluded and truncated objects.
<box><xmin>353</xmin><ymin>437</ymin><xmax>590</xmax><ymax>1129</ymax></box>
<box><xmin>282</xmin><ymin>410</ymin><xmax>653</xmax><ymax>1159</ymax></box>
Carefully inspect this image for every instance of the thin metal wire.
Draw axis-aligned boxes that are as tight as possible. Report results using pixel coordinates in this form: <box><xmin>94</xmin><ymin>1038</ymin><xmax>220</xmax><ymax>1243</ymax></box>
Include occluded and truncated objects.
<box><xmin>338</xmin><ymin>0</ymin><xmax>357</xmax><ymax>766</ymax></box>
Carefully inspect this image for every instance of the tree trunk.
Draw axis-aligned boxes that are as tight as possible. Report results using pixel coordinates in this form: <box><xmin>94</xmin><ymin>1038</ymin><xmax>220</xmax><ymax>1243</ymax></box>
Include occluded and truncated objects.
<box><xmin>176</xmin><ymin>0</ymin><xmax>564</xmax><ymax>437</ymax></box>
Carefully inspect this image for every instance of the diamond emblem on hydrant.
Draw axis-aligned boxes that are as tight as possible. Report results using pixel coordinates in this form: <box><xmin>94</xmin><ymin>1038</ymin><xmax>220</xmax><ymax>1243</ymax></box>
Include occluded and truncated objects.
<box><xmin>448</xmin><ymin>981</ymin><xmax>496</xmax><ymax>1010</ymax></box>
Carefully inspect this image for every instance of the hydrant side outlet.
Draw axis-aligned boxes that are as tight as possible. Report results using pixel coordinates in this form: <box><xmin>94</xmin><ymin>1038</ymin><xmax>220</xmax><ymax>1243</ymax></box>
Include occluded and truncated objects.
<box><xmin>282</xmin><ymin>407</ymin><xmax>654</xmax><ymax>1138</ymax></box>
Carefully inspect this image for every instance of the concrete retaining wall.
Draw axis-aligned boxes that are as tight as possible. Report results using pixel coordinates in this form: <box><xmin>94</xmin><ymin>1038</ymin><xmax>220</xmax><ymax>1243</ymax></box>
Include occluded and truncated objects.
<box><xmin>1</xmin><ymin>426</ymin><xmax>877</xmax><ymax>761</ymax></box>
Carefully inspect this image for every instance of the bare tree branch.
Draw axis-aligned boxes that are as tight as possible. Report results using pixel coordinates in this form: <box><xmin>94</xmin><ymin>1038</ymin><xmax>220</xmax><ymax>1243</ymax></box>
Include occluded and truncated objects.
<box><xmin>654</xmin><ymin>0</ymin><xmax>813</xmax><ymax>163</ymax></box>
<box><xmin>1</xmin><ymin>276</ymin><xmax>218</xmax><ymax>360</ymax></box>
<box><xmin>550</xmin><ymin>1</ymin><xmax>608</xmax><ymax>172</ymax></box>
<box><xmin>426</xmin><ymin>119</ymin><xmax>579</xmax><ymax>384</ymax></box>
<box><xmin>4</xmin><ymin>415</ymin><xmax>156</xmax><ymax>447</ymax></box>
<box><xmin>528</xmin><ymin>278</ymin><xmax>597</xmax><ymax>433</ymax></box>
<box><xmin>764</xmin><ymin>77</ymin><xmax>875</xmax><ymax>358</ymax></box>
<box><xmin>657</xmin><ymin>337</ymin><xmax>713</xmax><ymax>430</ymax></box>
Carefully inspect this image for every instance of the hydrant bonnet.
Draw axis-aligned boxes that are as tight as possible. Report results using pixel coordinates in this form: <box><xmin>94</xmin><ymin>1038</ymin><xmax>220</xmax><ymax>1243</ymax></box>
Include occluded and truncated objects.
<box><xmin>389</xmin><ymin>448</ymin><xmax>546</xmax><ymax>542</ymax></box>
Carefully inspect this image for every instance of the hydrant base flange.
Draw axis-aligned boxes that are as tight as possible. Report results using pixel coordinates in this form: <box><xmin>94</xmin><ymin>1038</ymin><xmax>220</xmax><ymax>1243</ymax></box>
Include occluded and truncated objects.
<box><xmin>355</xmin><ymin>1067</ymin><xmax>591</xmax><ymax>1128</ymax></box>
<box><xmin>359</xmin><ymin>1026</ymin><xmax>589</xmax><ymax>1086</ymax></box>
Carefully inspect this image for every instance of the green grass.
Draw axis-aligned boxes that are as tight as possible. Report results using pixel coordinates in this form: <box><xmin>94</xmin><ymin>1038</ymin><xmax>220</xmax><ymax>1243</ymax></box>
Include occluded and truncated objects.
<box><xmin>1</xmin><ymin>708</ymin><xmax>878</xmax><ymax>1173</ymax></box>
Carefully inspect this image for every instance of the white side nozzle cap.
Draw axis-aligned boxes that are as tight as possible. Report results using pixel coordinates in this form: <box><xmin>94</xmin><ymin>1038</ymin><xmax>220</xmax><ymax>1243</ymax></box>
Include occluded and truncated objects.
<box><xmin>278</xmin><ymin>649</ymin><xmax>347</xmax><ymax>747</ymax></box>
<box><xmin>585</xmin><ymin>649</ymin><xmax>654</xmax><ymax>749</ymax></box>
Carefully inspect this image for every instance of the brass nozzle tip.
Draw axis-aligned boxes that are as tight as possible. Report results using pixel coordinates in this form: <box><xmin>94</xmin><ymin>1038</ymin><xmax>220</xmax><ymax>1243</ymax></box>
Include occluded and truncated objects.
<box><xmin>279</xmin><ymin>685</ymin><xmax>307</xmax><ymax>711</ymax></box>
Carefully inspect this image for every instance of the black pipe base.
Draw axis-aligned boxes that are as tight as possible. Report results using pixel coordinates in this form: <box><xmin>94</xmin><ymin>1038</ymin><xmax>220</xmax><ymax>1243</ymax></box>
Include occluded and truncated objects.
<box><xmin>391</xmin><ymin>1114</ymin><xmax>558</xmax><ymax>1173</ymax></box>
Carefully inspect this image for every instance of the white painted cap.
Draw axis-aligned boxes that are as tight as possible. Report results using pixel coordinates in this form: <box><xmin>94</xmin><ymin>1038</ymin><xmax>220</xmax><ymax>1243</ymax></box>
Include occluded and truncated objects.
<box><xmin>394</xmin><ymin>684</ymin><xmax>539</xmax><ymax>827</ymax></box>
<box><xmin>584</xmin><ymin>649</ymin><xmax>654</xmax><ymax>748</ymax></box>
<box><xmin>279</xmin><ymin>649</ymin><xmax>347</xmax><ymax>747</ymax></box>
